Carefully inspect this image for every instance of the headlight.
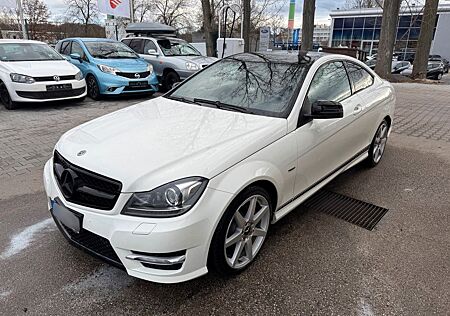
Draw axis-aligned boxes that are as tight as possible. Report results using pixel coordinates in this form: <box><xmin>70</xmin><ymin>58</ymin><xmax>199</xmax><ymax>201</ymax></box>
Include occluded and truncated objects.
<box><xmin>75</xmin><ymin>71</ymin><xmax>83</xmax><ymax>80</ymax></box>
<box><xmin>97</xmin><ymin>64</ymin><xmax>119</xmax><ymax>75</ymax></box>
<box><xmin>146</xmin><ymin>63</ymin><xmax>154</xmax><ymax>74</ymax></box>
<box><xmin>185</xmin><ymin>62</ymin><xmax>200</xmax><ymax>71</ymax></box>
<box><xmin>10</xmin><ymin>73</ymin><xmax>35</xmax><ymax>84</ymax></box>
<box><xmin>122</xmin><ymin>177</ymin><xmax>208</xmax><ymax>218</ymax></box>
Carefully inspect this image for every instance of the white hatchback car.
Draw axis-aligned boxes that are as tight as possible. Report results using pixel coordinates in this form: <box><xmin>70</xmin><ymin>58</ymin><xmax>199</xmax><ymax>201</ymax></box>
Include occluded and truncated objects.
<box><xmin>0</xmin><ymin>39</ymin><xmax>86</xmax><ymax>110</ymax></box>
<box><xmin>44</xmin><ymin>52</ymin><xmax>395</xmax><ymax>283</ymax></box>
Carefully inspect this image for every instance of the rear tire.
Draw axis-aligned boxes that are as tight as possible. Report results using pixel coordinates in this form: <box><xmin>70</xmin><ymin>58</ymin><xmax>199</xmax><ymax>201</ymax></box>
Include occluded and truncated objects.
<box><xmin>365</xmin><ymin>119</ymin><xmax>389</xmax><ymax>168</ymax></box>
<box><xmin>0</xmin><ymin>82</ymin><xmax>17</xmax><ymax>110</ymax></box>
<box><xmin>86</xmin><ymin>75</ymin><xmax>101</xmax><ymax>100</ymax></box>
<box><xmin>162</xmin><ymin>71</ymin><xmax>180</xmax><ymax>92</ymax></box>
<box><xmin>209</xmin><ymin>186</ymin><xmax>272</xmax><ymax>276</ymax></box>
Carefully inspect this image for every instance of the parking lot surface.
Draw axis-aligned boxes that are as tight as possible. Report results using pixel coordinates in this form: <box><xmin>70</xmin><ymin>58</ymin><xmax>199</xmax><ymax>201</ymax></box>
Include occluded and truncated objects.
<box><xmin>1</xmin><ymin>82</ymin><xmax>449</xmax><ymax>315</ymax></box>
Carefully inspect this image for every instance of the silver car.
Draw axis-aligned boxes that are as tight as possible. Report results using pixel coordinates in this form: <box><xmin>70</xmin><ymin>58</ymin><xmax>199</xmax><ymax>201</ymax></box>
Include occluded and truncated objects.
<box><xmin>122</xmin><ymin>36</ymin><xmax>217</xmax><ymax>91</ymax></box>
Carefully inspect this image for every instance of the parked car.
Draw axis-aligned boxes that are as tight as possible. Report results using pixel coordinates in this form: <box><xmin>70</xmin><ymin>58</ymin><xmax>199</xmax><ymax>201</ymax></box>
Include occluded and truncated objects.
<box><xmin>55</xmin><ymin>38</ymin><xmax>159</xmax><ymax>100</ymax></box>
<box><xmin>391</xmin><ymin>61</ymin><xmax>411</xmax><ymax>74</ymax></box>
<box><xmin>400</xmin><ymin>62</ymin><xmax>444</xmax><ymax>80</ymax></box>
<box><xmin>44</xmin><ymin>52</ymin><xmax>395</xmax><ymax>283</ymax></box>
<box><xmin>429</xmin><ymin>55</ymin><xmax>449</xmax><ymax>73</ymax></box>
<box><xmin>0</xmin><ymin>39</ymin><xmax>86</xmax><ymax>110</ymax></box>
<box><xmin>122</xmin><ymin>36</ymin><xmax>217</xmax><ymax>91</ymax></box>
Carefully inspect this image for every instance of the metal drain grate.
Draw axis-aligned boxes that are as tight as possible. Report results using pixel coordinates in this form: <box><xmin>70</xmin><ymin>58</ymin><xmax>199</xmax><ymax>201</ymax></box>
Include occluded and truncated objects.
<box><xmin>303</xmin><ymin>190</ymin><xmax>389</xmax><ymax>231</ymax></box>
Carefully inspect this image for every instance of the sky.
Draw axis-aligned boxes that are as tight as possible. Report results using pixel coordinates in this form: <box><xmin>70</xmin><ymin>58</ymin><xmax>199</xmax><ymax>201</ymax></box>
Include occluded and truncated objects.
<box><xmin>41</xmin><ymin>0</ymin><xmax>345</xmax><ymax>26</ymax></box>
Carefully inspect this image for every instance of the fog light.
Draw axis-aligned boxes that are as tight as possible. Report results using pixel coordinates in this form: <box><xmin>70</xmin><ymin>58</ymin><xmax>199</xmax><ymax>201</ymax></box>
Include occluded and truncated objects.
<box><xmin>106</xmin><ymin>87</ymin><xmax>117</xmax><ymax>92</ymax></box>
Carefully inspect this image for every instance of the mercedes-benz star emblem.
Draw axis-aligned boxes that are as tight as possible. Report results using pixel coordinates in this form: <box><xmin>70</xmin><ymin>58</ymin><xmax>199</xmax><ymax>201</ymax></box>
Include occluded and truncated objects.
<box><xmin>77</xmin><ymin>150</ymin><xmax>87</xmax><ymax>156</ymax></box>
<box><xmin>134</xmin><ymin>73</ymin><xmax>140</xmax><ymax>79</ymax></box>
<box><xmin>53</xmin><ymin>75</ymin><xmax>60</xmax><ymax>81</ymax></box>
<box><xmin>60</xmin><ymin>169</ymin><xmax>79</xmax><ymax>198</ymax></box>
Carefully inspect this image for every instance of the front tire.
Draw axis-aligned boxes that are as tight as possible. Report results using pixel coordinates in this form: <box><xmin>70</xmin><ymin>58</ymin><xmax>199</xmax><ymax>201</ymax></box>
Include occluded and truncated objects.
<box><xmin>86</xmin><ymin>75</ymin><xmax>101</xmax><ymax>100</ymax></box>
<box><xmin>436</xmin><ymin>73</ymin><xmax>443</xmax><ymax>80</ymax></box>
<box><xmin>366</xmin><ymin>119</ymin><xmax>389</xmax><ymax>167</ymax></box>
<box><xmin>0</xmin><ymin>81</ymin><xmax>17</xmax><ymax>110</ymax></box>
<box><xmin>162</xmin><ymin>71</ymin><xmax>180</xmax><ymax>91</ymax></box>
<box><xmin>209</xmin><ymin>186</ymin><xmax>272</xmax><ymax>276</ymax></box>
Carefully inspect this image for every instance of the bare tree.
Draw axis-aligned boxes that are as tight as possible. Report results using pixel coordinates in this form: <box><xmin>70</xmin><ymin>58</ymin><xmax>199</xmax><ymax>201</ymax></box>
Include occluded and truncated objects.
<box><xmin>65</xmin><ymin>0</ymin><xmax>98</xmax><ymax>35</ymax></box>
<box><xmin>301</xmin><ymin>0</ymin><xmax>315</xmax><ymax>51</ymax></box>
<box><xmin>374</xmin><ymin>0</ymin><xmax>401</xmax><ymax>78</ymax></box>
<box><xmin>134</xmin><ymin>0</ymin><xmax>153</xmax><ymax>23</ymax></box>
<box><xmin>200</xmin><ymin>0</ymin><xmax>216</xmax><ymax>56</ymax></box>
<box><xmin>345</xmin><ymin>0</ymin><xmax>383</xmax><ymax>8</ymax></box>
<box><xmin>412</xmin><ymin>0</ymin><xmax>439</xmax><ymax>79</ymax></box>
<box><xmin>22</xmin><ymin>0</ymin><xmax>50</xmax><ymax>39</ymax></box>
<box><xmin>243</xmin><ymin>0</ymin><xmax>251</xmax><ymax>52</ymax></box>
<box><xmin>153</xmin><ymin>0</ymin><xmax>190</xmax><ymax>28</ymax></box>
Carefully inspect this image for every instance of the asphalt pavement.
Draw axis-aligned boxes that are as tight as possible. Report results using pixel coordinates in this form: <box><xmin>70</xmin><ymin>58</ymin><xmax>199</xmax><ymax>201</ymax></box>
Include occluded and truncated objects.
<box><xmin>0</xmin><ymin>83</ymin><xmax>449</xmax><ymax>315</ymax></box>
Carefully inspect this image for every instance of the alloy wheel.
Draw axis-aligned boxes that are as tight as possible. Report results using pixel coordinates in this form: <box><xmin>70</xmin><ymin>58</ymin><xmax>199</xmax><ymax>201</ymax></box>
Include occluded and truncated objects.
<box><xmin>373</xmin><ymin>121</ymin><xmax>388</xmax><ymax>163</ymax></box>
<box><xmin>87</xmin><ymin>76</ymin><xmax>99</xmax><ymax>99</ymax></box>
<box><xmin>224</xmin><ymin>194</ymin><xmax>270</xmax><ymax>269</ymax></box>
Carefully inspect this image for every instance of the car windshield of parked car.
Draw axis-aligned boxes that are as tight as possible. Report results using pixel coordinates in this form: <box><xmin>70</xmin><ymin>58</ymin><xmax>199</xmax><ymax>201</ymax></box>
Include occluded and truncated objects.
<box><xmin>84</xmin><ymin>41</ymin><xmax>138</xmax><ymax>59</ymax></box>
<box><xmin>168</xmin><ymin>55</ymin><xmax>307</xmax><ymax>117</ymax></box>
<box><xmin>0</xmin><ymin>43</ymin><xmax>64</xmax><ymax>62</ymax></box>
<box><xmin>157</xmin><ymin>39</ymin><xmax>201</xmax><ymax>56</ymax></box>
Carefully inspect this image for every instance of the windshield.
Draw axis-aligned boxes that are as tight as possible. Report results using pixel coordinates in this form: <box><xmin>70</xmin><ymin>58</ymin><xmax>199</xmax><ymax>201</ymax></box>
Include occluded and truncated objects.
<box><xmin>84</xmin><ymin>41</ymin><xmax>138</xmax><ymax>59</ymax></box>
<box><xmin>168</xmin><ymin>55</ymin><xmax>307</xmax><ymax>118</ymax></box>
<box><xmin>157</xmin><ymin>39</ymin><xmax>201</xmax><ymax>56</ymax></box>
<box><xmin>0</xmin><ymin>43</ymin><xmax>64</xmax><ymax>62</ymax></box>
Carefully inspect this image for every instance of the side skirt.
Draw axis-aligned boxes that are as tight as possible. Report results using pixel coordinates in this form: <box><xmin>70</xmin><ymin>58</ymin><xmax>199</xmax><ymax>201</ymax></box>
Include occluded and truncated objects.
<box><xmin>272</xmin><ymin>147</ymin><xmax>369</xmax><ymax>223</ymax></box>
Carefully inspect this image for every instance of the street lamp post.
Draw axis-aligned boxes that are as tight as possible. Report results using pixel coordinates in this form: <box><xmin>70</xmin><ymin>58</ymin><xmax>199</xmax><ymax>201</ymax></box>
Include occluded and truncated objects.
<box><xmin>16</xmin><ymin>0</ymin><xmax>27</xmax><ymax>39</ymax></box>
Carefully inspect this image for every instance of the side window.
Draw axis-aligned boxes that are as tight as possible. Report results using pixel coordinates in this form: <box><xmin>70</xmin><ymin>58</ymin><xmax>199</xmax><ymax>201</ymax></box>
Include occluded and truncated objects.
<box><xmin>122</xmin><ymin>39</ymin><xmax>131</xmax><ymax>46</ymax></box>
<box><xmin>129</xmin><ymin>39</ymin><xmax>143</xmax><ymax>54</ymax></box>
<box><xmin>60</xmin><ymin>41</ymin><xmax>71</xmax><ymax>55</ymax></box>
<box><xmin>345</xmin><ymin>62</ymin><xmax>374</xmax><ymax>93</ymax></box>
<box><xmin>70</xmin><ymin>42</ymin><xmax>84</xmax><ymax>57</ymax></box>
<box><xmin>143</xmin><ymin>40</ymin><xmax>157</xmax><ymax>54</ymax></box>
<box><xmin>307</xmin><ymin>61</ymin><xmax>352</xmax><ymax>104</ymax></box>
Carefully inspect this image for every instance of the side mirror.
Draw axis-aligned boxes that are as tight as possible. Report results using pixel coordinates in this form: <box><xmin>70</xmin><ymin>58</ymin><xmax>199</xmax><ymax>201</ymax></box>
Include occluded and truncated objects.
<box><xmin>70</xmin><ymin>53</ymin><xmax>82</xmax><ymax>61</ymax></box>
<box><xmin>307</xmin><ymin>100</ymin><xmax>344</xmax><ymax>119</ymax></box>
<box><xmin>147</xmin><ymin>49</ymin><xmax>159</xmax><ymax>56</ymax></box>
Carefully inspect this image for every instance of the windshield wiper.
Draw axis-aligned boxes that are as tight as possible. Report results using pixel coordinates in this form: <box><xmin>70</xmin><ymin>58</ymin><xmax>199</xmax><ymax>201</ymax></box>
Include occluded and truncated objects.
<box><xmin>166</xmin><ymin>95</ymin><xmax>201</xmax><ymax>105</ymax></box>
<box><xmin>193</xmin><ymin>98</ymin><xmax>252</xmax><ymax>114</ymax></box>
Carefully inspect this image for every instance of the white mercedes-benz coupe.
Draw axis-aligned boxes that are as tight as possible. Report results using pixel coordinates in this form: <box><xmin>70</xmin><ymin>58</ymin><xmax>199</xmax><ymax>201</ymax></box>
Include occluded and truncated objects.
<box><xmin>43</xmin><ymin>52</ymin><xmax>395</xmax><ymax>283</ymax></box>
<box><xmin>0</xmin><ymin>39</ymin><xmax>86</xmax><ymax>110</ymax></box>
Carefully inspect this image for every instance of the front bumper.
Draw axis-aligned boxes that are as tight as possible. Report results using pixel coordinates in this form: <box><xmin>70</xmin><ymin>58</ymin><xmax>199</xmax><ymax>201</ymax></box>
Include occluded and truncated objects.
<box><xmin>43</xmin><ymin>159</ymin><xmax>233</xmax><ymax>283</ymax></box>
<box><xmin>97</xmin><ymin>73</ymin><xmax>159</xmax><ymax>95</ymax></box>
<box><xmin>9</xmin><ymin>79</ymin><xmax>86</xmax><ymax>102</ymax></box>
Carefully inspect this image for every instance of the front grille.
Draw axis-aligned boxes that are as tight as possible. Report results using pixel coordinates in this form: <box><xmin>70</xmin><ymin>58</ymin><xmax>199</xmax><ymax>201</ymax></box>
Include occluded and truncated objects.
<box><xmin>34</xmin><ymin>75</ymin><xmax>76</xmax><ymax>82</ymax></box>
<box><xmin>116</xmin><ymin>71</ymin><xmax>150</xmax><ymax>79</ymax></box>
<box><xmin>53</xmin><ymin>151</ymin><xmax>122</xmax><ymax>210</ymax></box>
<box><xmin>16</xmin><ymin>87</ymin><xmax>85</xmax><ymax>100</ymax></box>
<box><xmin>57</xmin><ymin>221</ymin><xmax>123</xmax><ymax>268</ymax></box>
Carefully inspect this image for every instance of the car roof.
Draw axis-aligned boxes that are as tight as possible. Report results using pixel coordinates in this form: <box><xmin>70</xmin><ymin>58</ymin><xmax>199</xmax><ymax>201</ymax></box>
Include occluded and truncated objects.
<box><xmin>63</xmin><ymin>38</ymin><xmax>119</xmax><ymax>43</ymax></box>
<box><xmin>0</xmin><ymin>39</ymin><xmax>47</xmax><ymax>45</ymax></box>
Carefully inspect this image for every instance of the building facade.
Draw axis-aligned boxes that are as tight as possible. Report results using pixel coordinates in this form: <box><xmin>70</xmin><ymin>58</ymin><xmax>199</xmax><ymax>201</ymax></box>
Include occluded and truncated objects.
<box><xmin>329</xmin><ymin>3</ymin><xmax>450</xmax><ymax>60</ymax></box>
<box><xmin>313</xmin><ymin>24</ymin><xmax>331</xmax><ymax>44</ymax></box>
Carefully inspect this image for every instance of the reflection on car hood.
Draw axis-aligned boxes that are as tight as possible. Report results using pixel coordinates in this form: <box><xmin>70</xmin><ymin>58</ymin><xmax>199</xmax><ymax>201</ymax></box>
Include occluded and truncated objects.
<box><xmin>173</xmin><ymin>55</ymin><xmax>218</xmax><ymax>65</ymax></box>
<box><xmin>2</xmin><ymin>60</ymin><xmax>79</xmax><ymax>76</ymax></box>
<box><xmin>92</xmin><ymin>57</ymin><xmax>150</xmax><ymax>72</ymax></box>
<box><xmin>56</xmin><ymin>97</ymin><xmax>287</xmax><ymax>192</ymax></box>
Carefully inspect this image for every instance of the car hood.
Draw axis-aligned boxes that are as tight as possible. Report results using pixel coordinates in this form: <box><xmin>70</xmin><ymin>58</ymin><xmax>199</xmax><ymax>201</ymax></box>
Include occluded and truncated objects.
<box><xmin>2</xmin><ymin>60</ymin><xmax>79</xmax><ymax>76</ymax></box>
<box><xmin>92</xmin><ymin>58</ymin><xmax>149</xmax><ymax>72</ymax></box>
<box><xmin>174</xmin><ymin>55</ymin><xmax>218</xmax><ymax>65</ymax></box>
<box><xmin>55</xmin><ymin>97</ymin><xmax>287</xmax><ymax>192</ymax></box>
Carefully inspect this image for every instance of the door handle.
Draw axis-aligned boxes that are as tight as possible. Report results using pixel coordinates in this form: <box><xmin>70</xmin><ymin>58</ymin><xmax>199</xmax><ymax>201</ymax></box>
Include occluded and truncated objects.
<box><xmin>353</xmin><ymin>105</ymin><xmax>363</xmax><ymax>115</ymax></box>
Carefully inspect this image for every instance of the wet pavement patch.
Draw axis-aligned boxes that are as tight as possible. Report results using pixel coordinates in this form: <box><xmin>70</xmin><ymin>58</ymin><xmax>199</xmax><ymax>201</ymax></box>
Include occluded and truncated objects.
<box><xmin>304</xmin><ymin>190</ymin><xmax>389</xmax><ymax>231</ymax></box>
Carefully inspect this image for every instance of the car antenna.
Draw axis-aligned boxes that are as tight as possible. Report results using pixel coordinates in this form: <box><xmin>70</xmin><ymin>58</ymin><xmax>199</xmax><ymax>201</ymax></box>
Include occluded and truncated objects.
<box><xmin>298</xmin><ymin>50</ymin><xmax>311</xmax><ymax>64</ymax></box>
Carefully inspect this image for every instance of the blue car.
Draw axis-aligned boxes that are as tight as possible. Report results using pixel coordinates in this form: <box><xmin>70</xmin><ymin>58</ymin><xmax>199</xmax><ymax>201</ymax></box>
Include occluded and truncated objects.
<box><xmin>55</xmin><ymin>38</ymin><xmax>159</xmax><ymax>99</ymax></box>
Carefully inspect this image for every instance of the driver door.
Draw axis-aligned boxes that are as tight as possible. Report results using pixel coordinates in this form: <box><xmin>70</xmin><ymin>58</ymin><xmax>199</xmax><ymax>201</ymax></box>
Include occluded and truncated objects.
<box><xmin>293</xmin><ymin>61</ymin><xmax>363</xmax><ymax>197</ymax></box>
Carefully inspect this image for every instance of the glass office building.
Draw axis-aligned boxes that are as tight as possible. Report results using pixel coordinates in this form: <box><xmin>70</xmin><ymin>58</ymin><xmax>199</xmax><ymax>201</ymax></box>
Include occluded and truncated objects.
<box><xmin>329</xmin><ymin>4</ymin><xmax>450</xmax><ymax>59</ymax></box>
